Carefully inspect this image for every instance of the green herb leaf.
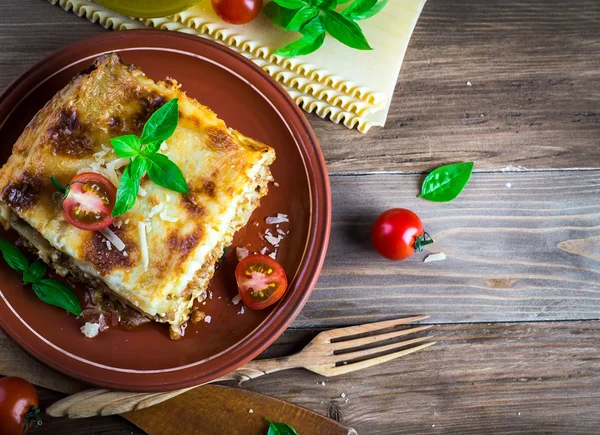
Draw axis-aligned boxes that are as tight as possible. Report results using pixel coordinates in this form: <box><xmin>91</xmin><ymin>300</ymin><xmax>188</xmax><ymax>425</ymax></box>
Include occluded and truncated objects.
<box><xmin>266</xmin><ymin>418</ymin><xmax>299</xmax><ymax>435</ymax></box>
<box><xmin>140</xmin><ymin>98</ymin><xmax>179</xmax><ymax>145</ymax></box>
<box><xmin>146</xmin><ymin>154</ymin><xmax>189</xmax><ymax>194</ymax></box>
<box><xmin>285</xmin><ymin>5</ymin><xmax>319</xmax><ymax>31</ymax></box>
<box><xmin>112</xmin><ymin>157</ymin><xmax>147</xmax><ymax>217</ymax></box>
<box><xmin>23</xmin><ymin>259</ymin><xmax>47</xmax><ymax>285</ymax></box>
<box><xmin>142</xmin><ymin>140</ymin><xmax>164</xmax><ymax>156</ymax></box>
<box><xmin>264</xmin><ymin>2</ymin><xmax>301</xmax><ymax>28</ymax></box>
<box><xmin>110</xmin><ymin>134</ymin><xmax>141</xmax><ymax>158</ymax></box>
<box><xmin>316</xmin><ymin>0</ymin><xmax>338</xmax><ymax>9</ymax></box>
<box><xmin>418</xmin><ymin>162</ymin><xmax>474</xmax><ymax>202</ymax></box>
<box><xmin>275</xmin><ymin>32</ymin><xmax>326</xmax><ymax>56</ymax></box>
<box><xmin>0</xmin><ymin>237</ymin><xmax>29</xmax><ymax>273</ymax></box>
<box><xmin>275</xmin><ymin>16</ymin><xmax>326</xmax><ymax>56</ymax></box>
<box><xmin>342</xmin><ymin>0</ymin><xmax>387</xmax><ymax>20</ymax></box>
<box><xmin>272</xmin><ymin>0</ymin><xmax>306</xmax><ymax>8</ymax></box>
<box><xmin>32</xmin><ymin>279</ymin><xmax>82</xmax><ymax>316</ymax></box>
<box><xmin>323</xmin><ymin>10</ymin><xmax>372</xmax><ymax>50</ymax></box>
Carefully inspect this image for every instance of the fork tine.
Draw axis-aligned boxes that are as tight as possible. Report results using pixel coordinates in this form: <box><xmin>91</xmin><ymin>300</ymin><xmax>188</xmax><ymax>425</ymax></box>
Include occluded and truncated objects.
<box><xmin>330</xmin><ymin>325</ymin><xmax>433</xmax><ymax>351</ymax></box>
<box><xmin>333</xmin><ymin>336</ymin><xmax>431</xmax><ymax>363</ymax></box>
<box><xmin>314</xmin><ymin>315</ymin><xmax>430</xmax><ymax>343</ymax></box>
<box><xmin>312</xmin><ymin>342</ymin><xmax>437</xmax><ymax>377</ymax></box>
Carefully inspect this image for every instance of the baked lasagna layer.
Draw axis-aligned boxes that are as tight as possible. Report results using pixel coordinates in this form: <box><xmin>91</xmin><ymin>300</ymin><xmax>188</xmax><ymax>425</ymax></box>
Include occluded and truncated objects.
<box><xmin>0</xmin><ymin>53</ymin><xmax>275</xmax><ymax>338</ymax></box>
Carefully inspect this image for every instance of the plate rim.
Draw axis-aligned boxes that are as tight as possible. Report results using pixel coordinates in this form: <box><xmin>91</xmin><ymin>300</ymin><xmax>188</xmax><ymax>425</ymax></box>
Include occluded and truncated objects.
<box><xmin>0</xmin><ymin>30</ymin><xmax>331</xmax><ymax>391</ymax></box>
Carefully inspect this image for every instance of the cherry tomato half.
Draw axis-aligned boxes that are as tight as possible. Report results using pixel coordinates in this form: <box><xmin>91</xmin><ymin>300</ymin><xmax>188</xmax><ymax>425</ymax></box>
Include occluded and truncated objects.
<box><xmin>0</xmin><ymin>377</ymin><xmax>42</xmax><ymax>435</ymax></box>
<box><xmin>371</xmin><ymin>208</ymin><xmax>434</xmax><ymax>261</ymax></box>
<box><xmin>235</xmin><ymin>254</ymin><xmax>288</xmax><ymax>309</ymax></box>
<box><xmin>55</xmin><ymin>173</ymin><xmax>116</xmax><ymax>231</ymax></box>
<box><xmin>211</xmin><ymin>0</ymin><xmax>263</xmax><ymax>25</ymax></box>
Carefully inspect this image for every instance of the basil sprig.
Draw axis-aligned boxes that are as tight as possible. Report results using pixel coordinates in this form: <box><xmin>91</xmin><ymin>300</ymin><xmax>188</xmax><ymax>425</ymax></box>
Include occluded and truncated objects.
<box><xmin>265</xmin><ymin>0</ymin><xmax>387</xmax><ymax>56</ymax></box>
<box><xmin>110</xmin><ymin>98</ymin><xmax>189</xmax><ymax>217</ymax></box>
<box><xmin>0</xmin><ymin>238</ymin><xmax>82</xmax><ymax>316</ymax></box>
<box><xmin>418</xmin><ymin>162</ymin><xmax>474</xmax><ymax>202</ymax></box>
<box><xmin>266</xmin><ymin>418</ymin><xmax>299</xmax><ymax>435</ymax></box>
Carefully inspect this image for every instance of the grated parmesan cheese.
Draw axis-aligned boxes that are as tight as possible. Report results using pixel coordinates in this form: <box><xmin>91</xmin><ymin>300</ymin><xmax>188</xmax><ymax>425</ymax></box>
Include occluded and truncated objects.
<box><xmin>148</xmin><ymin>203</ymin><xmax>164</xmax><ymax>218</ymax></box>
<box><xmin>138</xmin><ymin>222</ymin><xmax>149</xmax><ymax>271</ymax></box>
<box><xmin>99</xmin><ymin>227</ymin><xmax>125</xmax><ymax>251</ymax></box>
<box><xmin>232</xmin><ymin>294</ymin><xmax>242</xmax><ymax>305</ymax></box>
<box><xmin>204</xmin><ymin>316</ymin><xmax>212</xmax><ymax>324</ymax></box>
<box><xmin>265</xmin><ymin>213</ymin><xmax>289</xmax><ymax>224</ymax></box>
<box><xmin>81</xmin><ymin>322</ymin><xmax>100</xmax><ymax>338</ymax></box>
<box><xmin>159</xmin><ymin>211</ymin><xmax>179</xmax><ymax>222</ymax></box>
<box><xmin>113</xmin><ymin>219</ymin><xmax>123</xmax><ymax>229</ymax></box>
<box><xmin>160</xmin><ymin>141</ymin><xmax>168</xmax><ymax>152</ymax></box>
<box><xmin>424</xmin><ymin>253</ymin><xmax>447</xmax><ymax>263</ymax></box>
<box><xmin>269</xmin><ymin>251</ymin><xmax>277</xmax><ymax>259</ymax></box>
<box><xmin>105</xmin><ymin>239</ymin><xmax>112</xmax><ymax>251</ymax></box>
<box><xmin>260</xmin><ymin>246</ymin><xmax>269</xmax><ymax>255</ymax></box>
<box><xmin>138</xmin><ymin>186</ymin><xmax>147</xmax><ymax>197</ymax></box>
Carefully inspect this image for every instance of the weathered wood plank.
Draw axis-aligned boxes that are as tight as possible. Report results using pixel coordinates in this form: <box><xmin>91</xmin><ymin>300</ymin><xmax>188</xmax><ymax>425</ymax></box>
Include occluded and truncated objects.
<box><xmin>246</xmin><ymin>322</ymin><xmax>600</xmax><ymax>435</ymax></box>
<box><xmin>0</xmin><ymin>0</ymin><xmax>598</xmax><ymax>173</ymax></box>
<box><xmin>311</xmin><ymin>0</ymin><xmax>600</xmax><ymax>172</ymax></box>
<box><xmin>295</xmin><ymin>170</ymin><xmax>600</xmax><ymax>326</ymax></box>
<box><xmin>33</xmin><ymin>321</ymin><xmax>600</xmax><ymax>435</ymax></box>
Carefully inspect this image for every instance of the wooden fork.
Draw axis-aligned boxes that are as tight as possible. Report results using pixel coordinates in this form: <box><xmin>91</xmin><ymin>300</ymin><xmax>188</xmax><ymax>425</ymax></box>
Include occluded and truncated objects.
<box><xmin>48</xmin><ymin>315</ymin><xmax>435</xmax><ymax>418</ymax></box>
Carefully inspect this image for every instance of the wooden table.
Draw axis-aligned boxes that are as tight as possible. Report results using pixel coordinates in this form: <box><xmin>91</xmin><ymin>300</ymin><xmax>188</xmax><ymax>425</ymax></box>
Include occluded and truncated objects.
<box><xmin>1</xmin><ymin>0</ymin><xmax>599</xmax><ymax>433</ymax></box>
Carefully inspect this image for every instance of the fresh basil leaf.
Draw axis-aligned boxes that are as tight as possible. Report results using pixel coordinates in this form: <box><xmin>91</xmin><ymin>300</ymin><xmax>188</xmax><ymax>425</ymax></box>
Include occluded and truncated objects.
<box><xmin>275</xmin><ymin>32</ymin><xmax>325</xmax><ymax>56</ymax></box>
<box><xmin>273</xmin><ymin>0</ymin><xmax>306</xmax><ymax>8</ymax></box>
<box><xmin>284</xmin><ymin>5</ymin><xmax>319</xmax><ymax>31</ymax></box>
<box><xmin>146</xmin><ymin>154</ymin><xmax>189</xmax><ymax>194</ymax></box>
<box><xmin>342</xmin><ymin>0</ymin><xmax>387</xmax><ymax>20</ymax></box>
<box><xmin>323</xmin><ymin>10</ymin><xmax>372</xmax><ymax>50</ymax></box>
<box><xmin>23</xmin><ymin>259</ymin><xmax>47</xmax><ymax>284</ymax></box>
<box><xmin>112</xmin><ymin>157</ymin><xmax>147</xmax><ymax>217</ymax></box>
<box><xmin>32</xmin><ymin>279</ymin><xmax>81</xmax><ymax>316</ymax></box>
<box><xmin>316</xmin><ymin>0</ymin><xmax>338</xmax><ymax>9</ymax></box>
<box><xmin>418</xmin><ymin>162</ymin><xmax>474</xmax><ymax>202</ymax></box>
<box><xmin>264</xmin><ymin>2</ymin><xmax>301</xmax><ymax>28</ymax></box>
<box><xmin>110</xmin><ymin>134</ymin><xmax>141</xmax><ymax>158</ymax></box>
<box><xmin>266</xmin><ymin>418</ymin><xmax>299</xmax><ymax>435</ymax></box>
<box><xmin>141</xmin><ymin>98</ymin><xmax>179</xmax><ymax>145</ymax></box>
<box><xmin>0</xmin><ymin>237</ymin><xmax>29</xmax><ymax>273</ymax></box>
<box><xmin>142</xmin><ymin>140</ymin><xmax>164</xmax><ymax>156</ymax></box>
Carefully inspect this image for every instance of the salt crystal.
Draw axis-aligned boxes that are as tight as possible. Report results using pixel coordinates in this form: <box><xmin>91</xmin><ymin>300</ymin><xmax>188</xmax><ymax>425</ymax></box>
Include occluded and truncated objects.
<box><xmin>506</xmin><ymin>182</ymin><xmax>512</xmax><ymax>188</ymax></box>
<box><xmin>232</xmin><ymin>295</ymin><xmax>242</xmax><ymax>305</ymax></box>
<box><xmin>466</xmin><ymin>81</ymin><xmax>472</xmax><ymax>86</ymax></box>
<box><xmin>340</xmin><ymin>393</ymin><xmax>346</xmax><ymax>398</ymax></box>
<box><xmin>204</xmin><ymin>316</ymin><xmax>212</xmax><ymax>323</ymax></box>
<box><xmin>248</xmin><ymin>409</ymin><xmax>253</xmax><ymax>414</ymax></box>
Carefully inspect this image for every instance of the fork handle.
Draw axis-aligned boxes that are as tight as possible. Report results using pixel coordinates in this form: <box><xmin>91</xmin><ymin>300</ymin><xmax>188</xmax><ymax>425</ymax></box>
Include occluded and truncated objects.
<box><xmin>47</xmin><ymin>356</ymin><xmax>300</xmax><ymax>419</ymax></box>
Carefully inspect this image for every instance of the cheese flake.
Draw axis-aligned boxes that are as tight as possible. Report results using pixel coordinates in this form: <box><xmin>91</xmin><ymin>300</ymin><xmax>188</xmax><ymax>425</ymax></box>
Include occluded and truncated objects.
<box><xmin>138</xmin><ymin>221</ymin><xmax>149</xmax><ymax>271</ymax></box>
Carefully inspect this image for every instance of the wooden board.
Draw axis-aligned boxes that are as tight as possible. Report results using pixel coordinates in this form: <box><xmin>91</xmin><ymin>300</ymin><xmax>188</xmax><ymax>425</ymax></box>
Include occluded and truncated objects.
<box><xmin>33</xmin><ymin>322</ymin><xmax>600</xmax><ymax>434</ymax></box>
<box><xmin>296</xmin><ymin>170</ymin><xmax>600</xmax><ymax>326</ymax></box>
<box><xmin>0</xmin><ymin>1</ymin><xmax>598</xmax><ymax>173</ymax></box>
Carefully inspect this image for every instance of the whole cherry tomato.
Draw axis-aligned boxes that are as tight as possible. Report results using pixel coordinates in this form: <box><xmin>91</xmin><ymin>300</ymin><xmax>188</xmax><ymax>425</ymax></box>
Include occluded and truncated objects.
<box><xmin>211</xmin><ymin>0</ymin><xmax>263</xmax><ymax>25</ymax></box>
<box><xmin>371</xmin><ymin>208</ymin><xmax>434</xmax><ymax>261</ymax></box>
<box><xmin>235</xmin><ymin>254</ymin><xmax>288</xmax><ymax>309</ymax></box>
<box><xmin>51</xmin><ymin>172</ymin><xmax>116</xmax><ymax>231</ymax></box>
<box><xmin>0</xmin><ymin>377</ymin><xmax>42</xmax><ymax>435</ymax></box>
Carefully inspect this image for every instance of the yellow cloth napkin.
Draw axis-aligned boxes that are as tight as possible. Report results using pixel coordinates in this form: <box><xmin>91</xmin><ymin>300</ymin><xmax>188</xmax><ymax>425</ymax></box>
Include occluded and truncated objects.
<box><xmin>49</xmin><ymin>0</ymin><xmax>426</xmax><ymax>132</ymax></box>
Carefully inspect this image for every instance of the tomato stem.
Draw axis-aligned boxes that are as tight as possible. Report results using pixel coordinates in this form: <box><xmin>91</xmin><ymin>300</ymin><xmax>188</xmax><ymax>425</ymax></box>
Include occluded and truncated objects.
<box><xmin>414</xmin><ymin>232</ymin><xmax>435</xmax><ymax>252</ymax></box>
<box><xmin>21</xmin><ymin>406</ymin><xmax>42</xmax><ymax>434</ymax></box>
<box><xmin>50</xmin><ymin>176</ymin><xmax>66</xmax><ymax>194</ymax></box>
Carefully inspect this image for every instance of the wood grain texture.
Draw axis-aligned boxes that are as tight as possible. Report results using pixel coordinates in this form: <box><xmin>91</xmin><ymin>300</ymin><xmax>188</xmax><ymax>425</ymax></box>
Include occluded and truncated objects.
<box><xmin>244</xmin><ymin>322</ymin><xmax>600</xmax><ymax>435</ymax></box>
<box><xmin>32</xmin><ymin>322</ymin><xmax>600</xmax><ymax>434</ymax></box>
<box><xmin>296</xmin><ymin>170</ymin><xmax>600</xmax><ymax>326</ymax></box>
<box><xmin>0</xmin><ymin>0</ymin><xmax>598</xmax><ymax>173</ymax></box>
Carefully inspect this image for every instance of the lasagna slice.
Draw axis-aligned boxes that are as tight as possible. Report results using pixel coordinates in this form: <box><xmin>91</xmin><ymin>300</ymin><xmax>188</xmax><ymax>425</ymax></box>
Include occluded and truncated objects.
<box><xmin>0</xmin><ymin>53</ymin><xmax>275</xmax><ymax>339</ymax></box>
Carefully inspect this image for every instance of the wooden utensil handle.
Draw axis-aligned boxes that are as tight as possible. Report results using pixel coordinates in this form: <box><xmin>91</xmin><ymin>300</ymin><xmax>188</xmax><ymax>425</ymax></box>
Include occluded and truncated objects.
<box><xmin>47</xmin><ymin>356</ymin><xmax>301</xmax><ymax>418</ymax></box>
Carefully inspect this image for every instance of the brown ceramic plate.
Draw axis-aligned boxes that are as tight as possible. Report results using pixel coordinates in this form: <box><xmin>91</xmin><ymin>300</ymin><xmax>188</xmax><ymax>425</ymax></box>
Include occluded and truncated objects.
<box><xmin>0</xmin><ymin>31</ymin><xmax>330</xmax><ymax>391</ymax></box>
